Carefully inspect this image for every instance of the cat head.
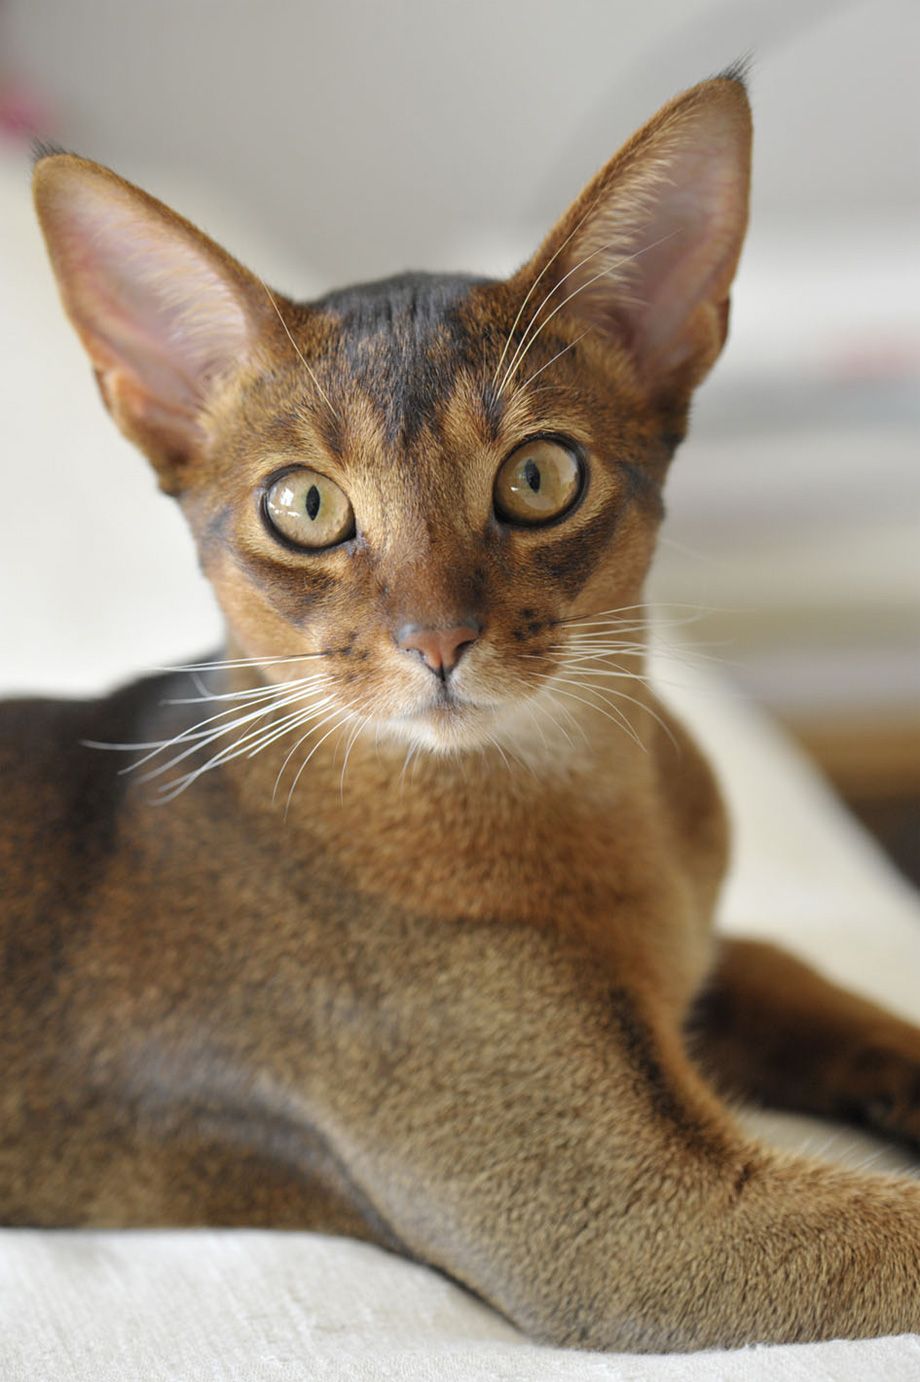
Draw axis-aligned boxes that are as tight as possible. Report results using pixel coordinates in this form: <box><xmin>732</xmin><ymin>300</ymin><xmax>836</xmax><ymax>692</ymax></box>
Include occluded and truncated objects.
<box><xmin>33</xmin><ymin>74</ymin><xmax>750</xmax><ymax>757</ymax></box>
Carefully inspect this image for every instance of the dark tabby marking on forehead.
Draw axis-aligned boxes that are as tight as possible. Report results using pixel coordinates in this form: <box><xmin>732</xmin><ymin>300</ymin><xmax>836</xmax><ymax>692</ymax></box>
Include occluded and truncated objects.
<box><xmin>316</xmin><ymin>272</ymin><xmax>493</xmax><ymax>449</ymax></box>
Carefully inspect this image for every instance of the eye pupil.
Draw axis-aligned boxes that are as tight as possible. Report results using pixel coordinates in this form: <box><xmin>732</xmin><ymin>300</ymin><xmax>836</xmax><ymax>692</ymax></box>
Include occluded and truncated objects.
<box><xmin>494</xmin><ymin>439</ymin><xmax>582</xmax><ymax>526</ymax></box>
<box><xmin>264</xmin><ymin>468</ymin><xmax>354</xmax><ymax>550</ymax></box>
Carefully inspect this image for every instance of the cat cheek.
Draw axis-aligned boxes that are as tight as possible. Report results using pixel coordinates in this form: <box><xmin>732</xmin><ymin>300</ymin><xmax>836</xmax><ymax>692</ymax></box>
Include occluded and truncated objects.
<box><xmin>206</xmin><ymin>547</ymin><xmax>338</xmax><ymax>631</ymax></box>
<box><xmin>529</xmin><ymin>514</ymin><xmax>622</xmax><ymax>603</ymax></box>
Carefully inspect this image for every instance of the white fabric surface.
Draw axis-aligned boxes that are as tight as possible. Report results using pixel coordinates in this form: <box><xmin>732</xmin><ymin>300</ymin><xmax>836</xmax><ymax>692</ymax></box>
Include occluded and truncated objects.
<box><xmin>3</xmin><ymin>1230</ymin><xmax>920</xmax><ymax>1382</ymax></box>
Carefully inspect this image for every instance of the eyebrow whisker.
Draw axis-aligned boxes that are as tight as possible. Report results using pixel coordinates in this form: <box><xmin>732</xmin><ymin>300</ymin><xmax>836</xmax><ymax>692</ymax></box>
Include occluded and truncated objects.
<box><xmin>257</xmin><ymin>276</ymin><xmax>341</xmax><ymax>422</ymax></box>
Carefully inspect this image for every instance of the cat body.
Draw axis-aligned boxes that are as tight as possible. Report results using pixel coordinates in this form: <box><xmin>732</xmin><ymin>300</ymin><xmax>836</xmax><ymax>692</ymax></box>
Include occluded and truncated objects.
<box><xmin>3</xmin><ymin>74</ymin><xmax>920</xmax><ymax>1351</ymax></box>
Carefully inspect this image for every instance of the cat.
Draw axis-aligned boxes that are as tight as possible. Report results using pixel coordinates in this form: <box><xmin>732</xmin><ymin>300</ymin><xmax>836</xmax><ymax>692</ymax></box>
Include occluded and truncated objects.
<box><xmin>2</xmin><ymin>68</ymin><xmax>920</xmax><ymax>1352</ymax></box>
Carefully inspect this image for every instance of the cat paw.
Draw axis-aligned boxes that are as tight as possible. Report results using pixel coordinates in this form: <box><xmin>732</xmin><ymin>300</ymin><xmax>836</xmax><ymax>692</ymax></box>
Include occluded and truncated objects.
<box><xmin>844</xmin><ymin>1044</ymin><xmax>920</xmax><ymax>1149</ymax></box>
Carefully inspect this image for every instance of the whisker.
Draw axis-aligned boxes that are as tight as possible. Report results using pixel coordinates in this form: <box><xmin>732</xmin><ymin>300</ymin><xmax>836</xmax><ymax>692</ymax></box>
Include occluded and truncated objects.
<box><xmin>498</xmin><ymin>231</ymin><xmax>677</xmax><ymax>396</ymax></box>
<box><xmin>141</xmin><ymin>693</ymin><xmax>334</xmax><ymax>787</ymax></box>
<box><xmin>164</xmin><ymin>672</ymin><xmax>330</xmax><ymax>706</ymax></box>
<box><xmin>284</xmin><ymin>710</ymin><xmax>357</xmax><ymax>819</ymax></box>
<box><xmin>526</xmin><ymin>642</ymin><xmax>648</xmax><ymax>657</ymax></box>
<box><xmin>523</xmin><ymin>698</ymin><xmax>550</xmax><ymax>753</ymax></box>
<box><xmin>541</xmin><ymin>644</ymin><xmax>733</xmax><ymax>700</ymax></box>
<box><xmin>528</xmin><ymin>686</ymin><xmax>588</xmax><ymax>749</ymax></box>
<box><xmin>544</xmin><ymin>678</ymin><xmax>645</xmax><ymax>751</ymax></box>
<box><xmin>498</xmin><ymin>233</ymin><xmax>633</xmax><ymax>397</ymax></box>
<box><xmin>485</xmin><ymin>731</ymin><xmax>514</xmax><ymax>776</ymax></box>
<box><xmin>563</xmin><ymin>638</ymin><xmax>731</xmax><ymax>669</ymax></box>
<box><xmin>150</xmin><ymin>702</ymin><xmax>328</xmax><ymax>802</ymax></box>
<box><xmin>490</xmin><ymin>192</ymin><xmax>606</xmax><ymax>389</ymax></box>
<box><xmin>519</xmin><ymin>329</ymin><xmax>591</xmax><ymax>393</ymax></box>
<box><xmin>559</xmin><ymin>636</ymin><xmax>652</xmax><ymax>647</ymax></box>
<box><xmin>559</xmin><ymin>600</ymin><xmax>719</xmax><ymax>623</ymax></box>
<box><xmin>244</xmin><ymin>699</ymin><xmax>338</xmax><ymax>758</ymax></box>
<box><xmin>557</xmin><ymin>622</ymin><xmax>660</xmax><ymax>635</ymax></box>
<box><xmin>560</xmin><ymin>647</ymin><xmax>655</xmax><ymax>662</ymax></box>
<box><xmin>83</xmin><ymin>687</ymin><xmax>311</xmax><ymax>766</ymax></box>
<box><xmin>561</xmin><ymin>613</ymin><xmax>712</xmax><ymax>632</ymax></box>
<box><xmin>112</xmin><ymin>680</ymin><xmax>330</xmax><ymax>777</ymax></box>
<box><xmin>525</xmin><ymin>653</ymin><xmax>654</xmax><ymax>687</ymax></box>
<box><xmin>537</xmin><ymin>690</ymin><xmax>586</xmax><ymax>748</ymax></box>
<box><xmin>339</xmin><ymin>715</ymin><xmax>368</xmax><ymax>802</ymax></box>
<box><xmin>493</xmin><ymin>725</ymin><xmax>538</xmax><ymax>779</ymax></box>
<box><xmin>399</xmin><ymin>741</ymin><xmax>420</xmax><ymax>788</ymax></box>
<box><xmin>568</xmin><ymin>675</ymin><xmax>677</xmax><ymax>749</ymax></box>
<box><xmin>158</xmin><ymin>652</ymin><xmax>331</xmax><ymax>673</ymax></box>
<box><xmin>257</xmin><ymin>276</ymin><xmax>341</xmax><ymax>421</ymax></box>
<box><xmin>559</xmin><ymin>665</ymin><xmax>656</xmax><ymax>688</ymax></box>
<box><xmin>273</xmin><ymin>703</ymin><xmax>350</xmax><ymax>805</ymax></box>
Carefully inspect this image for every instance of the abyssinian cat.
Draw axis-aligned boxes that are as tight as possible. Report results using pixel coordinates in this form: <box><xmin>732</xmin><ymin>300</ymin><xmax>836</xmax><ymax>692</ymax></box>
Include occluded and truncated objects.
<box><xmin>3</xmin><ymin>71</ymin><xmax>920</xmax><ymax>1352</ymax></box>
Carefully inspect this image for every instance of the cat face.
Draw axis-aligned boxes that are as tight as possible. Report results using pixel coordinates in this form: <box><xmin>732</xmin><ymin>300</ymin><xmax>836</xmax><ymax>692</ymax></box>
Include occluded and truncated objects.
<box><xmin>177</xmin><ymin>270</ymin><xmax>671</xmax><ymax>753</ymax></box>
<box><xmin>33</xmin><ymin>74</ymin><xmax>750</xmax><ymax>755</ymax></box>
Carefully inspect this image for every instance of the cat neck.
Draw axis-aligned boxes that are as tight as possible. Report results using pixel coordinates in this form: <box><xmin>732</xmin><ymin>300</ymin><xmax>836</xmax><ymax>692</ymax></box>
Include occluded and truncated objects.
<box><xmin>162</xmin><ymin>644</ymin><xmax>662</xmax><ymax>925</ymax></box>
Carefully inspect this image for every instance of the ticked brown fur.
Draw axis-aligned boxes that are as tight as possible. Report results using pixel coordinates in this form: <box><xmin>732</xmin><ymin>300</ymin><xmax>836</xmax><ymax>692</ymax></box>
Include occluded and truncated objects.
<box><xmin>2</xmin><ymin>74</ymin><xmax>920</xmax><ymax>1352</ymax></box>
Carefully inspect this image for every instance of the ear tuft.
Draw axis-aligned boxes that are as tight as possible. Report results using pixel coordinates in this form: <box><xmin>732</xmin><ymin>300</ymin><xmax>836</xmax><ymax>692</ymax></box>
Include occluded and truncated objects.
<box><xmin>33</xmin><ymin>154</ymin><xmax>265</xmax><ymax>489</ymax></box>
<box><xmin>713</xmin><ymin>54</ymin><xmax>753</xmax><ymax>89</ymax></box>
<box><xmin>31</xmin><ymin>138</ymin><xmax>69</xmax><ymax>167</ymax></box>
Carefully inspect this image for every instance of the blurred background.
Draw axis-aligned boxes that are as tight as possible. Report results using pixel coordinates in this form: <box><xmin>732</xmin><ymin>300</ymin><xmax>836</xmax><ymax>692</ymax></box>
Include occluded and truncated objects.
<box><xmin>1</xmin><ymin>0</ymin><xmax>918</xmax><ymax>880</ymax></box>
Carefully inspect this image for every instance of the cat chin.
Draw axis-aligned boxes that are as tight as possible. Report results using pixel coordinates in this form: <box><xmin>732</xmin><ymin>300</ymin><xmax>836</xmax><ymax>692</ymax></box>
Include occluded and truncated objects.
<box><xmin>376</xmin><ymin>705</ymin><xmax>501</xmax><ymax>756</ymax></box>
<box><xmin>373</xmin><ymin>695</ymin><xmax>576</xmax><ymax>768</ymax></box>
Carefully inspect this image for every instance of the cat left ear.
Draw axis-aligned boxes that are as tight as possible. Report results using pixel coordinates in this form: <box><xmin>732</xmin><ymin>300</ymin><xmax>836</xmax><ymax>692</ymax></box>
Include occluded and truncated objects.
<box><xmin>33</xmin><ymin>153</ymin><xmax>270</xmax><ymax>492</ymax></box>
<box><xmin>512</xmin><ymin>73</ymin><xmax>752</xmax><ymax>403</ymax></box>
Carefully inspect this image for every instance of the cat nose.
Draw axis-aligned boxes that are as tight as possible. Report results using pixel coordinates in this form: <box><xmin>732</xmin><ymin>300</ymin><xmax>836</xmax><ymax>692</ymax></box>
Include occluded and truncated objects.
<box><xmin>396</xmin><ymin>621</ymin><xmax>481</xmax><ymax>678</ymax></box>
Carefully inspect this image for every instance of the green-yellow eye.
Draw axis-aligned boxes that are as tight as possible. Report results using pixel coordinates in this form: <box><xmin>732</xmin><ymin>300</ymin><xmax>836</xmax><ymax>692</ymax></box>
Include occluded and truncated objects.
<box><xmin>494</xmin><ymin>439</ymin><xmax>582</xmax><ymax>525</ymax></box>
<box><xmin>264</xmin><ymin>469</ymin><xmax>355</xmax><ymax>550</ymax></box>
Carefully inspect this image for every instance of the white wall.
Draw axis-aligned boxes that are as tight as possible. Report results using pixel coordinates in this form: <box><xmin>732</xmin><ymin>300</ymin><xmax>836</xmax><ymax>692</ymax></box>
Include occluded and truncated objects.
<box><xmin>5</xmin><ymin>0</ymin><xmax>918</xmax><ymax>286</ymax></box>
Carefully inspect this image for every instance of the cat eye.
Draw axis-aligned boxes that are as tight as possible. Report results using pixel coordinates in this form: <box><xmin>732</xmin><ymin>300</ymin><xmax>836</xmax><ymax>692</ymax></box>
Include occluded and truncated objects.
<box><xmin>494</xmin><ymin>439</ymin><xmax>583</xmax><ymax>526</ymax></box>
<box><xmin>263</xmin><ymin>468</ymin><xmax>355</xmax><ymax>550</ymax></box>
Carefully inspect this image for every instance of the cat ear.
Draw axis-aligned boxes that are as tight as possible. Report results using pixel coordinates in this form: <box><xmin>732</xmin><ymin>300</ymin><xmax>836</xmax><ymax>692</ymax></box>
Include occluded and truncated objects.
<box><xmin>33</xmin><ymin>153</ymin><xmax>269</xmax><ymax>492</ymax></box>
<box><xmin>514</xmin><ymin>73</ymin><xmax>752</xmax><ymax>401</ymax></box>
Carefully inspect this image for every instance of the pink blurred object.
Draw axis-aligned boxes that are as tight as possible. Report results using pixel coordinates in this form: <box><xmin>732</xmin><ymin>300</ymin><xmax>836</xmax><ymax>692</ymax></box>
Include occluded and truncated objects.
<box><xmin>0</xmin><ymin>74</ymin><xmax>51</xmax><ymax>142</ymax></box>
<box><xmin>830</xmin><ymin>335</ymin><xmax>920</xmax><ymax>383</ymax></box>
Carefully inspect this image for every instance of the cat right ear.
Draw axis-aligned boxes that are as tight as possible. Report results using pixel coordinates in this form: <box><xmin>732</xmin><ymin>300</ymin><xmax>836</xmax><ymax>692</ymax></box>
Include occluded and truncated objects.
<box><xmin>507</xmin><ymin>73</ymin><xmax>752</xmax><ymax>407</ymax></box>
<box><xmin>33</xmin><ymin>153</ymin><xmax>271</xmax><ymax>493</ymax></box>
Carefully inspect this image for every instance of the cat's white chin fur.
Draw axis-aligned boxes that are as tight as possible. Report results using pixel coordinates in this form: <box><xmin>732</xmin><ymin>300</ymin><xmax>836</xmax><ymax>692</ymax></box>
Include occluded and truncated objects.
<box><xmin>373</xmin><ymin>689</ymin><xmax>588</xmax><ymax>772</ymax></box>
<box><xmin>377</xmin><ymin>705</ymin><xmax>504</xmax><ymax>756</ymax></box>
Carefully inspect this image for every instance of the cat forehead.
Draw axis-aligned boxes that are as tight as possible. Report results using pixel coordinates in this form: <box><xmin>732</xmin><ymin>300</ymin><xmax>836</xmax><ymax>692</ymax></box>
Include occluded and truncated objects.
<box><xmin>236</xmin><ymin>267</ymin><xmax>613</xmax><ymax>488</ymax></box>
<box><xmin>307</xmin><ymin>270</ymin><xmax>502</xmax><ymax>450</ymax></box>
<box><xmin>313</xmin><ymin>270</ymin><xmax>489</xmax><ymax>334</ymax></box>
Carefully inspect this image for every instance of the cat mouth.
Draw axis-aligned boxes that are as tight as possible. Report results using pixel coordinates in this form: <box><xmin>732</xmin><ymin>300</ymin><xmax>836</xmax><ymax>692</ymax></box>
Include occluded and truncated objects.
<box><xmin>390</xmin><ymin>683</ymin><xmax>501</xmax><ymax>733</ymax></box>
<box><xmin>406</xmin><ymin>687</ymin><xmax>478</xmax><ymax>718</ymax></box>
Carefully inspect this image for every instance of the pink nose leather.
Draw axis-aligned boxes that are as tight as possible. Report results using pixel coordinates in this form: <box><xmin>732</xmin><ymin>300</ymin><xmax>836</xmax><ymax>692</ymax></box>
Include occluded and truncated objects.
<box><xmin>396</xmin><ymin>623</ymin><xmax>480</xmax><ymax>676</ymax></box>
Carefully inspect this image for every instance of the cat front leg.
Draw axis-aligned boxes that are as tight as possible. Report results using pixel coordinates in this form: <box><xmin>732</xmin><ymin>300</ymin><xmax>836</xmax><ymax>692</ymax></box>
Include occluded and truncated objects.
<box><xmin>306</xmin><ymin>920</ymin><xmax>920</xmax><ymax>1351</ymax></box>
<box><xmin>689</xmin><ymin>937</ymin><xmax>920</xmax><ymax>1147</ymax></box>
